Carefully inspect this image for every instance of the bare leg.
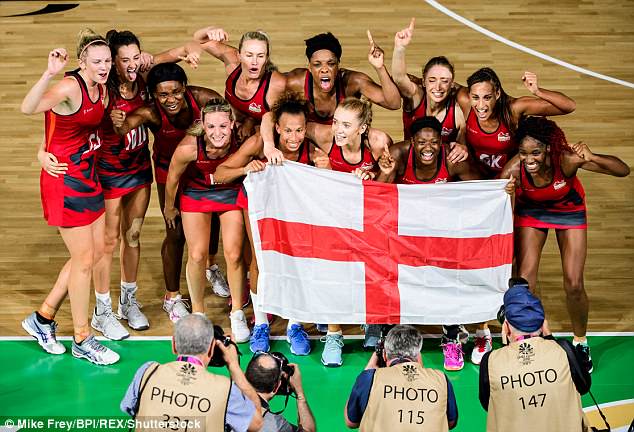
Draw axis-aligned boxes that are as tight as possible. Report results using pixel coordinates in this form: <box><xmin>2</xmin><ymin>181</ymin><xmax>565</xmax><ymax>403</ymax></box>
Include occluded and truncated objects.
<box><xmin>119</xmin><ymin>186</ymin><xmax>150</xmax><ymax>283</ymax></box>
<box><xmin>157</xmin><ymin>183</ymin><xmax>185</xmax><ymax>297</ymax></box>
<box><xmin>181</xmin><ymin>212</ymin><xmax>211</xmax><ymax>314</ymax></box>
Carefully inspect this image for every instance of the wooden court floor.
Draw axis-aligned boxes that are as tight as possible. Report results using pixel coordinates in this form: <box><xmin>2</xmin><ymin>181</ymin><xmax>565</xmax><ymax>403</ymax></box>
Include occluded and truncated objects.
<box><xmin>0</xmin><ymin>0</ymin><xmax>632</xmax><ymax>337</ymax></box>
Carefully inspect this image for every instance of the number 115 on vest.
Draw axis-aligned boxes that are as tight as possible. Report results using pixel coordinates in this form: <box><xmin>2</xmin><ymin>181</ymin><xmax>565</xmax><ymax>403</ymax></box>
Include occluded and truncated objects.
<box><xmin>398</xmin><ymin>409</ymin><xmax>425</xmax><ymax>424</ymax></box>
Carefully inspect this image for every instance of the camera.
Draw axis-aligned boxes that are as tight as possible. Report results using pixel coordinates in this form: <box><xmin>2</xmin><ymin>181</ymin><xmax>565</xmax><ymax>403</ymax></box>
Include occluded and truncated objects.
<box><xmin>270</xmin><ymin>351</ymin><xmax>295</xmax><ymax>396</ymax></box>
<box><xmin>208</xmin><ymin>325</ymin><xmax>242</xmax><ymax>367</ymax></box>
<box><xmin>374</xmin><ymin>325</ymin><xmax>395</xmax><ymax>368</ymax></box>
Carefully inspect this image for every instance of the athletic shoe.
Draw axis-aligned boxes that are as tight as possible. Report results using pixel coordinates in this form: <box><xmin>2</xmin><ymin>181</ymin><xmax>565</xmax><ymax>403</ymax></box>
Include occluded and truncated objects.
<box><xmin>21</xmin><ymin>312</ymin><xmax>65</xmax><ymax>355</ymax></box>
<box><xmin>316</xmin><ymin>324</ymin><xmax>328</xmax><ymax>333</ymax></box>
<box><xmin>287</xmin><ymin>324</ymin><xmax>311</xmax><ymax>356</ymax></box>
<box><xmin>471</xmin><ymin>334</ymin><xmax>493</xmax><ymax>365</ymax></box>
<box><xmin>118</xmin><ymin>286</ymin><xmax>149</xmax><ymax>331</ymax></box>
<box><xmin>362</xmin><ymin>324</ymin><xmax>382</xmax><ymax>351</ymax></box>
<box><xmin>458</xmin><ymin>325</ymin><xmax>470</xmax><ymax>344</ymax></box>
<box><xmin>321</xmin><ymin>334</ymin><xmax>344</xmax><ymax>367</ymax></box>
<box><xmin>91</xmin><ymin>304</ymin><xmax>129</xmax><ymax>341</ymax></box>
<box><xmin>72</xmin><ymin>335</ymin><xmax>119</xmax><ymax>365</ymax></box>
<box><xmin>249</xmin><ymin>324</ymin><xmax>270</xmax><ymax>353</ymax></box>
<box><xmin>163</xmin><ymin>294</ymin><xmax>190</xmax><ymax>323</ymax></box>
<box><xmin>441</xmin><ymin>338</ymin><xmax>464</xmax><ymax>371</ymax></box>
<box><xmin>574</xmin><ymin>342</ymin><xmax>593</xmax><ymax>374</ymax></box>
<box><xmin>230</xmin><ymin>310</ymin><xmax>250</xmax><ymax>343</ymax></box>
<box><xmin>206</xmin><ymin>264</ymin><xmax>230</xmax><ymax>298</ymax></box>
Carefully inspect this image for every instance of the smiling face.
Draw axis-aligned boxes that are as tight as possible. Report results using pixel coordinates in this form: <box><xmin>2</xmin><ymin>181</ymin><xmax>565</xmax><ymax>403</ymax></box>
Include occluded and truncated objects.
<box><xmin>154</xmin><ymin>80</ymin><xmax>186</xmax><ymax>115</ymax></box>
<box><xmin>114</xmin><ymin>44</ymin><xmax>141</xmax><ymax>83</ymax></box>
<box><xmin>275</xmin><ymin>112</ymin><xmax>306</xmax><ymax>153</ymax></box>
<box><xmin>239</xmin><ymin>39</ymin><xmax>268</xmax><ymax>79</ymax></box>
<box><xmin>332</xmin><ymin>106</ymin><xmax>366</xmax><ymax>147</ymax></box>
<box><xmin>469</xmin><ymin>81</ymin><xmax>500</xmax><ymax>122</ymax></box>
<box><xmin>309</xmin><ymin>49</ymin><xmax>339</xmax><ymax>93</ymax></box>
<box><xmin>203</xmin><ymin>111</ymin><xmax>234</xmax><ymax>148</ymax></box>
<box><xmin>424</xmin><ymin>64</ymin><xmax>453</xmax><ymax>105</ymax></box>
<box><xmin>412</xmin><ymin>127</ymin><xmax>441</xmax><ymax>166</ymax></box>
<box><xmin>519</xmin><ymin>136</ymin><xmax>550</xmax><ymax>174</ymax></box>
<box><xmin>80</xmin><ymin>45</ymin><xmax>112</xmax><ymax>84</ymax></box>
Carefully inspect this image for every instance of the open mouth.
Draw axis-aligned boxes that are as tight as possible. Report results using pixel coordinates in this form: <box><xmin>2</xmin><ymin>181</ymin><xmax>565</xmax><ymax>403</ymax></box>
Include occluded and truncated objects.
<box><xmin>431</xmin><ymin>91</ymin><xmax>445</xmax><ymax>99</ymax></box>
<box><xmin>420</xmin><ymin>151</ymin><xmax>434</xmax><ymax>161</ymax></box>
<box><xmin>475</xmin><ymin>107</ymin><xmax>489</xmax><ymax>119</ymax></box>
<box><xmin>319</xmin><ymin>77</ymin><xmax>332</xmax><ymax>91</ymax></box>
<box><xmin>249</xmin><ymin>67</ymin><xmax>260</xmax><ymax>75</ymax></box>
<box><xmin>525</xmin><ymin>161</ymin><xmax>539</xmax><ymax>171</ymax></box>
<box><xmin>126</xmin><ymin>68</ymin><xmax>137</xmax><ymax>82</ymax></box>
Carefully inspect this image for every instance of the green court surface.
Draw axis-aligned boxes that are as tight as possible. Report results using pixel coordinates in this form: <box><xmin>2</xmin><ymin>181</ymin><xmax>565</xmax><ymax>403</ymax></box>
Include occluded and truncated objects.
<box><xmin>1</xmin><ymin>336</ymin><xmax>633</xmax><ymax>431</ymax></box>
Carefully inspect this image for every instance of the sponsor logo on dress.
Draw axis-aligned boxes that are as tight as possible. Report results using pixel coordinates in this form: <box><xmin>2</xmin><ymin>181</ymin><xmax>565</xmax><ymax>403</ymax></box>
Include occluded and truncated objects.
<box><xmin>83</xmin><ymin>107</ymin><xmax>94</xmax><ymax>115</ymax></box>
<box><xmin>553</xmin><ymin>180</ymin><xmax>567</xmax><ymax>190</ymax></box>
<box><xmin>249</xmin><ymin>102</ymin><xmax>262</xmax><ymax>113</ymax></box>
<box><xmin>360</xmin><ymin>162</ymin><xmax>375</xmax><ymax>171</ymax></box>
<box><xmin>498</xmin><ymin>132</ymin><xmax>511</xmax><ymax>142</ymax></box>
<box><xmin>435</xmin><ymin>178</ymin><xmax>448</xmax><ymax>184</ymax></box>
<box><xmin>441</xmin><ymin>127</ymin><xmax>452</xmax><ymax>137</ymax></box>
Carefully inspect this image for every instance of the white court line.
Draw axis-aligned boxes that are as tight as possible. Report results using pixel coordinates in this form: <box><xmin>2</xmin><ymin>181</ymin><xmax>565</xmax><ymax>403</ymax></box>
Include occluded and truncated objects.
<box><xmin>425</xmin><ymin>0</ymin><xmax>634</xmax><ymax>89</ymax></box>
<box><xmin>583</xmin><ymin>398</ymin><xmax>634</xmax><ymax>412</ymax></box>
<box><xmin>2</xmin><ymin>332</ymin><xmax>633</xmax><ymax>341</ymax></box>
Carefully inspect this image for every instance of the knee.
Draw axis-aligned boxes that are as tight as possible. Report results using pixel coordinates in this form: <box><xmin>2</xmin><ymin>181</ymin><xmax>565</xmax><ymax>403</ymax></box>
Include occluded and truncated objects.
<box><xmin>73</xmin><ymin>251</ymin><xmax>95</xmax><ymax>275</ymax></box>
<box><xmin>188</xmin><ymin>249</ymin><xmax>207</xmax><ymax>266</ymax></box>
<box><xmin>564</xmin><ymin>275</ymin><xmax>585</xmax><ymax>298</ymax></box>
<box><xmin>103</xmin><ymin>229</ymin><xmax>119</xmax><ymax>253</ymax></box>
<box><xmin>224</xmin><ymin>247</ymin><xmax>243</xmax><ymax>267</ymax></box>
<box><xmin>123</xmin><ymin>218</ymin><xmax>144</xmax><ymax>248</ymax></box>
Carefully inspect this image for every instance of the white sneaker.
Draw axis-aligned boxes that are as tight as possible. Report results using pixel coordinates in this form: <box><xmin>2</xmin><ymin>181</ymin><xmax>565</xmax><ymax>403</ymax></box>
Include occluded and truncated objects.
<box><xmin>72</xmin><ymin>335</ymin><xmax>120</xmax><ymax>365</ymax></box>
<box><xmin>206</xmin><ymin>264</ymin><xmax>230</xmax><ymax>298</ymax></box>
<box><xmin>22</xmin><ymin>312</ymin><xmax>66</xmax><ymax>355</ymax></box>
<box><xmin>118</xmin><ymin>286</ymin><xmax>149</xmax><ymax>331</ymax></box>
<box><xmin>163</xmin><ymin>294</ymin><xmax>190</xmax><ymax>323</ymax></box>
<box><xmin>471</xmin><ymin>333</ymin><xmax>493</xmax><ymax>365</ymax></box>
<box><xmin>230</xmin><ymin>310</ymin><xmax>250</xmax><ymax>343</ymax></box>
<box><xmin>91</xmin><ymin>303</ymin><xmax>129</xmax><ymax>341</ymax></box>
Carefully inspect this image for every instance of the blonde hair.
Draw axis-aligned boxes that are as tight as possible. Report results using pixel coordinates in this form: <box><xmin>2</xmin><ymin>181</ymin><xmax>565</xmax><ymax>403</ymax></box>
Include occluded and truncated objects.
<box><xmin>339</xmin><ymin>96</ymin><xmax>373</xmax><ymax>128</ymax></box>
<box><xmin>76</xmin><ymin>28</ymin><xmax>108</xmax><ymax>60</ymax></box>
<box><xmin>187</xmin><ymin>98</ymin><xmax>233</xmax><ymax>136</ymax></box>
<box><xmin>238</xmin><ymin>30</ymin><xmax>277</xmax><ymax>72</ymax></box>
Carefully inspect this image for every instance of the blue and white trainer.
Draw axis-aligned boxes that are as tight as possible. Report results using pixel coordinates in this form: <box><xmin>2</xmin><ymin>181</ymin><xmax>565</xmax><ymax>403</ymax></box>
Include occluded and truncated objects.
<box><xmin>22</xmin><ymin>312</ymin><xmax>65</xmax><ymax>355</ymax></box>
<box><xmin>72</xmin><ymin>335</ymin><xmax>119</xmax><ymax>365</ymax></box>
<box><xmin>321</xmin><ymin>333</ymin><xmax>344</xmax><ymax>367</ymax></box>
<box><xmin>249</xmin><ymin>324</ymin><xmax>270</xmax><ymax>353</ymax></box>
<box><xmin>287</xmin><ymin>324</ymin><xmax>311</xmax><ymax>355</ymax></box>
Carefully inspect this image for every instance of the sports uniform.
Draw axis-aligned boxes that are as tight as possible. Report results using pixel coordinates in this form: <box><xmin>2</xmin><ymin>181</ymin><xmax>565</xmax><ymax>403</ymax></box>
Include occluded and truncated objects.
<box><xmin>328</xmin><ymin>139</ymin><xmax>376</xmax><ymax>173</ymax></box>
<box><xmin>41</xmin><ymin>70</ymin><xmax>105</xmax><ymax>227</ymax></box>
<box><xmin>304</xmin><ymin>70</ymin><xmax>345</xmax><ymax>125</ymax></box>
<box><xmin>403</xmin><ymin>95</ymin><xmax>458</xmax><ymax>143</ymax></box>
<box><xmin>224</xmin><ymin>66</ymin><xmax>271</xmax><ymax>122</ymax></box>
<box><xmin>98</xmin><ymin>77</ymin><xmax>152</xmax><ymax>199</ymax></box>
<box><xmin>465</xmin><ymin>109</ymin><xmax>516</xmax><ymax>178</ymax></box>
<box><xmin>515</xmin><ymin>152</ymin><xmax>587</xmax><ymax>230</ymax></box>
<box><xmin>398</xmin><ymin>144</ymin><xmax>452</xmax><ymax>184</ymax></box>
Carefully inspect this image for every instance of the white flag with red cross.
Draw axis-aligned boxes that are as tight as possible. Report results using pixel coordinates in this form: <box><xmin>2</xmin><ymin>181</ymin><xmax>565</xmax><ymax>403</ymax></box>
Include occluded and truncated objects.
<box><xmin>244</xmin><ymin>161</ymin><xmax>512</xmax><ymax>325</ymax></box>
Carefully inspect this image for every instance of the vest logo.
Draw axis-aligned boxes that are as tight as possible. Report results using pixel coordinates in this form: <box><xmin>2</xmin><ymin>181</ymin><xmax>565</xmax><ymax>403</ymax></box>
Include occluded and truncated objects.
<box><xmin>435</xmin><ymin>178</ymin><xmax>448</xmax><ymax>184</ymax></box>
<box><xmin>249</xmin><ymin>102</ymin><xmax>262</xmax><ymax>113</ymax></box>
<box><xmin>441</xmin><ymin>127</ymin><xmax>452</xmax><ymax>137</ymax></box>
<box><xmin>359</xmin><ymin>162</ymin><xmax>375</xmax><ymax>171</ymax></box>
<box><xmin>82</xmin><ymin>107</ymin><xmax>94</xmax><ymax>115</ymax></box>
<box><xmin>401</xmin><ymin>364</ymin><xmax>420</xmax><ymax>382</ymax></box>
<box><xmin>518</xmin><ymin>342</ymin><xmax>535</xmax><ymax>365</ymax></box>
<box><xmin>498</xmin><ymin>132</ymin><xmax>511</xmax><ymax>142</ymax></box>
<box><xmin>479</xmin><ymin>153</ymin><xmax>504</xmax><ymax>169</ymax></box>
<box><xmin>176</xmin><ymin>363</ymin><xmax>198</xmax><ymax>385</ymax></box>
<box><xmin>553</xmin><ymin>180</ymin><xmax>567</xmax><ymax>190</ymax></box>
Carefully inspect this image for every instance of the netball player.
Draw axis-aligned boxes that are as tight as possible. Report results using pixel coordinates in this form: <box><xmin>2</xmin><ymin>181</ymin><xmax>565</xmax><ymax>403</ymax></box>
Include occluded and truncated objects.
<box><xmin>264</xmin><ymin>30</ymin><xmax>402</xmax><ymax>163</ymax></box>
<box><xmin>305</xmin><ymin>97</ymin><xmax>392</xmax><ymax>366</ymax></box>
<box><xmin>192</xmin><ymin>27</ymin><xmax>286</xmax><ymax>143</ymax></box>
<box><xmin>215</xmin><ymin>91</ymin><xmax>327</xmax><ymax>355</ymax></box>
<box><xmin>391</xmin><ymin>18</ymin><xmax>468</xmax><ymax>163</ymax></box>
<box><xmin>110</xmin><ymin>63</ymin><xmax>223</xmax><ymax>322</ymax></box>
<box><xmin>501</xmin><ymin>116</ymin><xmax>629</xmax><ymax>372</ymax></box>
<box><xmin>20</xmin><ymin>30</ymin><xmax>118</xmax><ymax>365</ymax></box>
<box><xmin>163</xmin><ymin>98</ymin><xmax>250</xmax><ymax>342</ymax></box>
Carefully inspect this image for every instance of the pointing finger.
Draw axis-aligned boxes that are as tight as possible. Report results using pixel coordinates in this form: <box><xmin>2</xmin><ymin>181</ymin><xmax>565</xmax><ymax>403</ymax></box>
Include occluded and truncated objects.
<box><xmin>408</xmin><ymin>17</ymin><xmax>416</xmax><ymax>31</ymax></box>
<box><xmin>367</xmin><ymin>30</ymin><xmax>374</xmax><ymax>46</ymax></box>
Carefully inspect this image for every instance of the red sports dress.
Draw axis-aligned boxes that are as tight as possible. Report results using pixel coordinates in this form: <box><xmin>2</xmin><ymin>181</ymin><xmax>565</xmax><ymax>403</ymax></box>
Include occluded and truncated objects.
<box><xmin>150</xmin><ymin>88</ymin><xmax>200</xmax><ymax>184</ymax></box>
<box><xmin>398</xmin><ymin>144</ymin><xmax>452</xmax><ymax>184</ymax></box>
<box><xmin>328</xmin><ymin>139</ymin><xmax>376</xmax><ymax>173</ymax></box>
<box><xmin>402</xmin><ymin>95</ymin><xmax>459</xmax><ymax>143</ymax></box>
<box><xmin>224</xmin><ymin>66</ymin><xmax>271</xmax><ymax>122</ymax></box>
<box><xmin>304</xmin><ymin>70</ymin><xmax>346</xmax><ymax>125</ymax></box>
<box><xmin>180</xmin><ymin>135</ymin><xmax>241</xmax><ymax>213</ymax></box>
<box><xmin>515</xmin><ymin>152</ymin><xmax>587</xmax><ymax>229</ymax></box>
<box><xmin>41</xmin><ymin>70</ymin><xmax>105</xmax><ymax>227</ymax></box>
<box><xmin>465</xmin><ymin>109</ymin><xmax>516</xmax><ymax>178</ymax></box>
<box><xmin>98</xmin><ymin>78</ymin><xmax>152</xmax><ymax>199</ymax></box>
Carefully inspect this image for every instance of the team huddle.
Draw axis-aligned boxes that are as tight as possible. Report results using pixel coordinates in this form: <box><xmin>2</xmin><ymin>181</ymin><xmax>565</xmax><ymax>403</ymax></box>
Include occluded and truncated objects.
<box><xmin>20</xmin><ymin>17</ymin><xmax>629</xmax><ymax>376</ymax></box>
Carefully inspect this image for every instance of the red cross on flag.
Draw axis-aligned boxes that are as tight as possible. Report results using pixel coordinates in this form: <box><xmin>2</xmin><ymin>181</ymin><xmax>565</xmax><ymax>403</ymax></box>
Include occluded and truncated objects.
<box><xmin>244</xmin><ymin>162</ymin><xmax>513</xmax><ymax>325</ymax></box>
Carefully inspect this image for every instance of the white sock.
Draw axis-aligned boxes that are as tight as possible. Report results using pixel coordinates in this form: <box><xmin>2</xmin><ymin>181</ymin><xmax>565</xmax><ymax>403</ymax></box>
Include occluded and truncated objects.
<box><xmin>573</xmin><ymin>338</ymin><xmax>588</xmax><ymax>346</ymax></box>
<box><xmin>326</xmin><ymin>330</ymin><xmax>343</xmax><ymax>336</ymax></box>
<box><xmin>250</xmin><ymin>292</ymin><xmax>268</xmax><ymax>326</ymax></box>
<box><xmin>121</xmin><ymin>281</ymin><xmax>137</xmax><ymax>291</ymax></box>
<box><xmin>476</xmin><ymin>328</ymin><xmax>491</xmax><ymax>338</ymax></box>
<box><xmin>287</xmin><ymin>320</ymin><xmax>301</xmax><ymax>330</ymax></box>
<box><xmin>95</xmin><ymin>291</ymin><xmax>111</xmax><ymax>314</ymax></box>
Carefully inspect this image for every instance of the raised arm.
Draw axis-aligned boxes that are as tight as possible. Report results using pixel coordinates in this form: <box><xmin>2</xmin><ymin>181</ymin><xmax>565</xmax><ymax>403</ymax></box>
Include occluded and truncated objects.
<box><xmin>391</xmin><ymin>18</ymin><xmax>421</xmax><ymax>102</ymax></box>
<box><xmin>189</xmin><ymin>85</ymin><xmax>223</xmax><ymax>108</ymax></box>
<box><xmin>110</xmin><ymin>105</ymin><xmax>159</xmax><ymax>136</ymax></box>
<box><xmin>193</xmin><ymin>27</ymin><xmax>240</xmax><ymax>73</ymax></box>
<box><xmin>214</xmin><ymin>134</ymin><xmax>265</xmax><ymax>184</ymax></box>
<box><xmin>21</xmin><ymin>48</ymin><xmax>75</xmax><ymax>115</ymax></box>
<box><xmin>163</xmin><ymin>136</ymin><xmax>197</xmax><ymax>229</ymax></box>
<box><xmin>511</xmin><ymin>71</ymin><xmax>576</xmax><ymax>117</ymax></box>
<box><xmin>562</xmin><ymin>142</ymin><xmax>630</xmax><ymax>177</ymax></box>
<box><xmin>261</xmin><ymin>72</ymin><xmax>288</xmax><ymax>164</ymax></box>
<box><xmin>305</xmin><ymin>122</ymin><xmax>335</xmax><ymax>154</ymax></box>
<box><xmin>376</xmin><ymin>141</ymin><xmax>408</xmax><ymax>183</ymax></box>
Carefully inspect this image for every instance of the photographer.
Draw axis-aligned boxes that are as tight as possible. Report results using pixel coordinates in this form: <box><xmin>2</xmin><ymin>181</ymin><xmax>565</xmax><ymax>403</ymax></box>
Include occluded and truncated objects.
<box><xmin>345</xmin><ymin>325</ymin><xmax>458</xmax><ymax>431</ymax></box>
<box><xmin>245</xmin><ymin>352</ymin><xmax>316</xmax><ymax>432</ymax></box>
<box><xmin>479</xmin><ymin>279</ymin><xmax>591</xmax><ymax>432</ymax></box>
<box><xmin>120</xmin><ymin>314</ymin><xmax>263</xmax><ymax>431</ymax></box>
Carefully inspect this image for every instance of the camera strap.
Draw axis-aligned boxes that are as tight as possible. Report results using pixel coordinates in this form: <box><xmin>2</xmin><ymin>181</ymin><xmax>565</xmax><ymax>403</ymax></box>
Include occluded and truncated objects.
<box><xmin>588</xmin><ymin>389</ymin><xmax>611</xmax><ymax>432</ymax></box>
<box><xmin>266</xmin><ymin>393</ymin><xmax>292</xmax><ymax>416</ymax></box>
